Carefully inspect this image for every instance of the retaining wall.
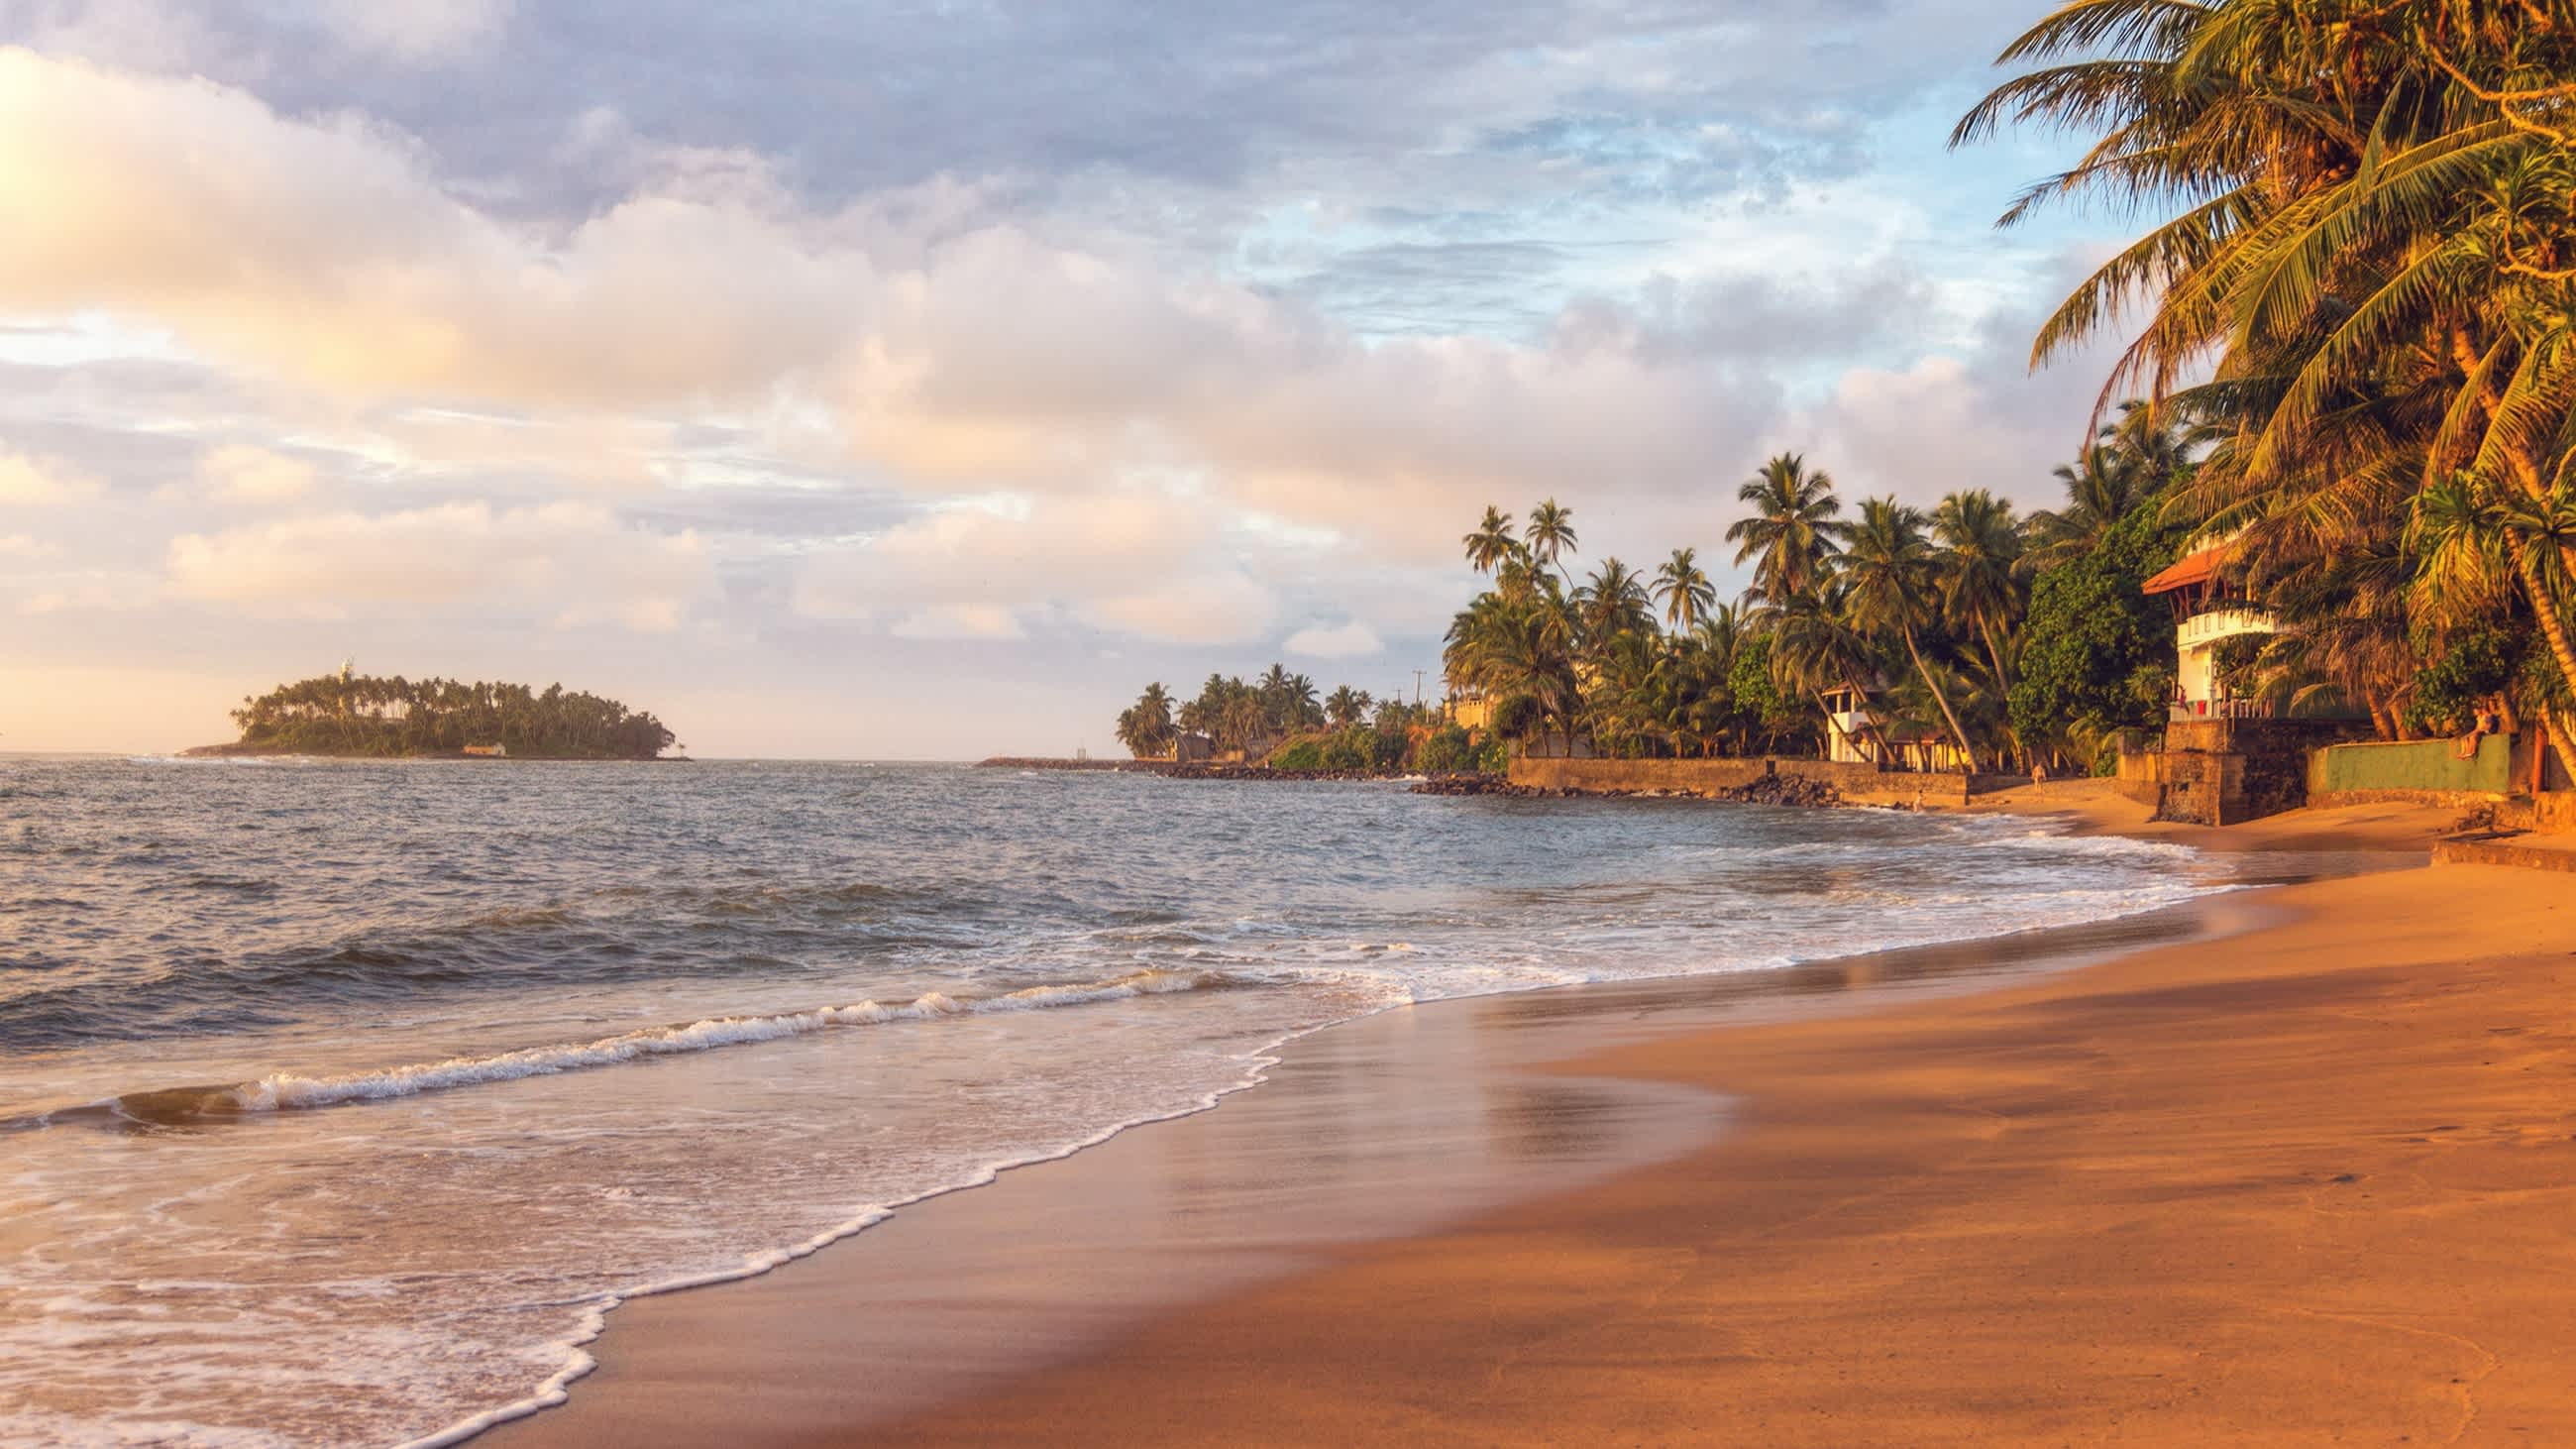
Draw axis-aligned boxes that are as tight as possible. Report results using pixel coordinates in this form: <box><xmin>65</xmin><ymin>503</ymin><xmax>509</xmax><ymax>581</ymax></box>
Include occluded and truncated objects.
<box><xmin>1506</xmin><ymin>755</ymin><xmax>1971</xmax><ymax>808</ymax></box>
<box><xmin>2496</xmin><ymin>791</ymin><xmax>2576</xmax><ymax>835</ymax></box>
<box><xmin>2307</xmin><ymin>733</ymin><xmax>2512</xmax><ymax>799</ymax></box>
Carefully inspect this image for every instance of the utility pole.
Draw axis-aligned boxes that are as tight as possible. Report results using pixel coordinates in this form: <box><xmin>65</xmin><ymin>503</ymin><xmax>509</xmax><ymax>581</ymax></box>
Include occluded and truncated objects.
<box><xmin>1413</xmin><ymin>669</ymin><xmax>1425</xmax><ymax>709</ymax></box>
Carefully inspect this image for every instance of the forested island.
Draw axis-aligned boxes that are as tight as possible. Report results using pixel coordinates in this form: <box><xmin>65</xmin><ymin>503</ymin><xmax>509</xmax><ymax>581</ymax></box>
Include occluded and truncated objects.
<box><xmin>192</xmin><ymin>671</ymin><xmax>681</xmax><ymax>759</ymax></box>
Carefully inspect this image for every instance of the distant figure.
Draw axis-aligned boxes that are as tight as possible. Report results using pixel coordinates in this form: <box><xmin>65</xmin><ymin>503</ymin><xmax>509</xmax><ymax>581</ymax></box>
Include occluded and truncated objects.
<box><xmin>2457</xmin><ymin>706</ymin><xmax>2500</xmax><ymax>760</ymax></box>
<box><xmin>1911</xmin><ymin>785</ymin><xmax>1925</xmax><ymax>812</ymax></box>
<box><xmin>2032</xmin><ymin>759</ymin><xmax>2050</xmax><ymax>786</ymax></box>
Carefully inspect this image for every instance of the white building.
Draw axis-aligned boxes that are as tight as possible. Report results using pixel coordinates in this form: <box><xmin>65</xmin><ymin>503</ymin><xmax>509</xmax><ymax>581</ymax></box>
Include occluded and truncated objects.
<box><xmin>2142</xmin><ymin>533</ymin><xmax>2282</xmax><ymax>720</ymax></box>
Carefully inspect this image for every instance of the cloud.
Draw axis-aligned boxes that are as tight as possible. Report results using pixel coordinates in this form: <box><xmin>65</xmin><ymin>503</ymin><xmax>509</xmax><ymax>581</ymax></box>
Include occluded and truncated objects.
<box><xmin>197</xmin><ymin>444</ymin><xmax>317</xmax><ymax>502</ymax></box>
<box><xmin>0</xmin><ymin>533</ymin><xmax>54</xmax><ymax>558</ymax></box>
<box><xmin>0</xmin><ymin>451</ymin><xmax>99</xmax><ymax>505</ymax></box>
<box><xmin>309</xmin><ymin>0</ymin><xmax>511</xmax><ymax>62</ymax></box>
<box><xmin>164</xmin><ymin>500</ymin><xmax>711</xmax><ymax>631</ymax></box>
<box><xmin>888</xmin><ymin>604</ymin><xmax>1025</xmax><ymax>640</ymax></box>
<box><xmin>0</xmin><ymin>49</ymin><xmax>862</xmax><ymax>409</ymax></box>
<box><xmin>1284</xmin><ymin>618</ymin><xmax>1384</xmax><ymax>659</ymax></box>
<box><xmin>793</xmin><ymin>493</ymin><xmax>1281</xmax><ymax>645</ymax></box>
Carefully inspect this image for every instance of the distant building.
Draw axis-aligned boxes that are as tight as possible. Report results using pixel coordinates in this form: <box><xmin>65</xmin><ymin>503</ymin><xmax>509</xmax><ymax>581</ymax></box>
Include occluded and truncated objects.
<box><xmin>1819</xmin><ymin>680</ymin><xmax>1878</xmax><ymax>765</ymax></box>
<box><xmin>1819</xmin><ymin>679</ymin><xmax>1971</xmax><ymax>774</ymax></box>
<box><xmin>1449</xmin><ymin>691</ymin><xmax>1495</xmax><ymax>731</ymax></box>
<box><xmin>2142</xmin><ymin>531</ymin><xmax>2281</xmax><ymax>721</ymax></box>
<box><xmin>463</xmin><ymin>742</ymin><xmax>507</xmax><ymax>757</ymax></box>
<box><xmin>1172</xmin><ymin>732</ymin><xmax>1214</xmax><ymax>763</ymax></box>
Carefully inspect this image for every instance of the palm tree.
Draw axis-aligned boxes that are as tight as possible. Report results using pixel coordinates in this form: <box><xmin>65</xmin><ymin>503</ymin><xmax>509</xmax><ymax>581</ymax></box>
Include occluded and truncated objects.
<box><xmin>1840</xmin><ymin>497</ymin><xmax>1979</xmax><ymax>766</ymax></box>
<box><xmin>1115</xmin><ymin>682</ymin><xmax>1175</xmax><ymax>759</ymax></box>
<box><xmin>1932</xmin><ymin>489</ymin><xmax>2024</xmax><ymax>692</ymax></box>
<box><xmin>1462</xmin><ymin>505</ymin><xmax>1519</xmax><ymax>575</ymax></box>
<box><xmin>1325</xmin><ymin>685</ymin><xmax>1373</xmax><ymax>729</ymax></box>
<box><xmin>1524</xmin><ymin>499</ymin><xmax>1578</xmax><ymax>577</ymax></box>
<box><xmin>2022</xmin><ymin>445</ymin><xmax>2143</xmax><ymax>574</ymax></box>
<box><xmin>1574</xmin><ymin>557</ymin><xmax>1654</xmax><ymax>647</ymax></box>
<box><xmin>2410</xmin><ymin>471</ymin><xmax>2576</xmax><ymax>780</ymax></box>
<box><xmin>1654</xmin><ymin>546</ymin><xmax>1716</xmax><ymax>633</ymax></box>
<box><xmin>1726</xmin><ymin>453</ymin><xmax>1847</xmax><ymax>604</ymax></box>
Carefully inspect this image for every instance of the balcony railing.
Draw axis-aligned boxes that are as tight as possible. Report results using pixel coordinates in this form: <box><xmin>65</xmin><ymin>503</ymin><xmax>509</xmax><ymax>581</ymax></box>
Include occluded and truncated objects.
<box><xmin>2177</xmin><ymin>605</ymin><xmax>2282</xmax><ymax>652</ymax></box>
<box><xmin>2170</xmin><ymin>697</ymin><xmax>2275</xmax><ymax>722</ymax></box>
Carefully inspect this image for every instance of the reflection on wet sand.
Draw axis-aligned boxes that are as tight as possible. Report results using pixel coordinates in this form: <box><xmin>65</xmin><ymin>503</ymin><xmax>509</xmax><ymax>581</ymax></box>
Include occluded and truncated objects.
<box><xmin>495</xmin><ymin>888</ymin><xmax>2294</xmax><ymax>1449</ymax></box>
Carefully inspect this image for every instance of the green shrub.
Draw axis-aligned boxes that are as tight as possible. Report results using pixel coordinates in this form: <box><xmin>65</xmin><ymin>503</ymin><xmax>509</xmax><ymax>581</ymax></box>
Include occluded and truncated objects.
<box><xmin>1319</xmin><ymin>726</ymin><xmax>1374</xmax><ymax>771</ymax></box>
<box><xmin>1269</xmin><ymin>738</ymin><xmax>1325</xmax><ymax>770</ymax></box>
<box><xmin>1418</xmin><ymin>724</ymin><xmax>1475</xmax><ymax>773</ymax></box>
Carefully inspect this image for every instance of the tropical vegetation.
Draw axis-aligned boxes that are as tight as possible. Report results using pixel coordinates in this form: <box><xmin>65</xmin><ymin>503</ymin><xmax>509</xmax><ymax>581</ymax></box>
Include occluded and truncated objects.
<box><xmin>1115</xmin><ymin>666</ymin><xmax>1467</xmax><ymax>771</ymax></box>
<box><xmin>1124</xmin><ymin>0</ymin><xmax>2576</xmax><ymax>781</ymax></box>
<box><xmin>1953</xmin><ymin>0</ymin><xmax>2576</xmax><ymax>774</ymax></box>
<box><xmin>1440</xmin><ymin>430</ymin><xmax>2191</xmax><ymax>773</ymax></box>
<box><xmin>226</xmin><ymin>671</ymin><xmax>679</xmax><ymax>758</ymax></box>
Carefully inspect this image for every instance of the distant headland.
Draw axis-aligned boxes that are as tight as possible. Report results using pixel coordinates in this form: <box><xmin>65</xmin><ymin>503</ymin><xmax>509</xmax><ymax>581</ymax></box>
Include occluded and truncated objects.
<box><xmin>184</xmin><ymin>670</ymin><xmax>681</xmax><ymax>760</ymax></box>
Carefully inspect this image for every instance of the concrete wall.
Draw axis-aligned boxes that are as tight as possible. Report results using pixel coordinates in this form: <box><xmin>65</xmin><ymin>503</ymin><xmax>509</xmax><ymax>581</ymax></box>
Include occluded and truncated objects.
<box><xmin>1506</xmin><ymin>756</ymin><xmax>1971</xmax><ymax>808</ymax></box>
<box><xmin>2308</xmin><ymin>733</ymin><xmax>2512</xmax><ymax>799</ymax></box>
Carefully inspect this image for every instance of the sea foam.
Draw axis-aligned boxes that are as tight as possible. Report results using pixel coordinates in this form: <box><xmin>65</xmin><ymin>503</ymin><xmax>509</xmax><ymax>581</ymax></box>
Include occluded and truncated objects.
<box><xmin>227</xmin><ymin>968</ymin><xmax>1213</xmax><ymax>1112</ymax></box>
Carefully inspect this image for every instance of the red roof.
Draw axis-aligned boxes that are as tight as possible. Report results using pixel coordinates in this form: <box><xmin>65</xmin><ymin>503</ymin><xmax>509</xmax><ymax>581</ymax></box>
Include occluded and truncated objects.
<box><xmin>2141</xmin><ymin>544</ymin><xmax>2224</xmax><ymax>596</ymax></box>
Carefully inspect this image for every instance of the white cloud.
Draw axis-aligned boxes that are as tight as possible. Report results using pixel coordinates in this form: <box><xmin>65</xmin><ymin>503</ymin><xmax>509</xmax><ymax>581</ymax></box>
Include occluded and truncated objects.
<box><xmin>164</xmin><ymin>500</ymin><xmax>711</xmax><ymax>631</ymax></box>
<box><xmin>0</xmin><ymin>452</ymin><xmax>99</xmax><ymax>506</ymax></box>
<box><xmin>793</xmin><ymin>493</ymin><xmax>1280</xmax><ymax>645</ymax></box>
<box><xmin>198</xmin><ymin>444</ymin><xmax>316</xmax><ymax>502</ymax></box>
<box><xmin>309</xmin><ymin>0</ymin><xmax>512</xmax><ymax>62</ymax></box>
<box><xmin>888</xmin><ymin>605</ymin><xmax>1025</xmax><ymax>640</ymax></box>
<box><xmin>0</xmin><ymin>49</ymin><xmax>861</xmax><ymax>408</ymax></box>
<box><xmin>0</xmin><ymin>533</ymin><xmax>56</xmax><ymax>558</ymax></box>
<box><xmin>1283</xmin><ymin>618</ymin><xmax>1384</xmax><ymax>659</ymax></box>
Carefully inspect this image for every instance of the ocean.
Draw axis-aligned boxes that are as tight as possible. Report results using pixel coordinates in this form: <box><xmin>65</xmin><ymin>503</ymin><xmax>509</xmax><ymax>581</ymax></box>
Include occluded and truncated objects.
<box><xmin>1</xmin><ymin>756</ymin><xmax>2245</xmax><ymax>1446</ymax></box>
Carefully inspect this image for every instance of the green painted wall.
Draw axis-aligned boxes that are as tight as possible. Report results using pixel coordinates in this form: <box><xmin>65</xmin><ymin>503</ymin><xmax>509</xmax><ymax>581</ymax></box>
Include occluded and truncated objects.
<box><xmin>2308</xmin><ymin>732</ymin><xmax>2512</xmax><ymax>795</ymax></box>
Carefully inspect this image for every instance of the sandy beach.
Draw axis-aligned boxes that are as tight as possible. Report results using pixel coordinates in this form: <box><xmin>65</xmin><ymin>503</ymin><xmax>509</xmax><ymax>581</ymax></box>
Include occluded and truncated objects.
<box><xmin>488</xmin><ymin>789</ymin><xmax>2576</xmax><ymax>1447</ymax></box>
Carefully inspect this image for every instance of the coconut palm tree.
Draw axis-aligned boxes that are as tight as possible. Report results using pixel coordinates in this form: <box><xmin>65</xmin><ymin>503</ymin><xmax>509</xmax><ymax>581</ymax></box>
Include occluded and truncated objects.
<box><xmin>2022</xmin><ymin>445</ymin><xmax>2144</xmax><ymax>574</ymax></box>
<box><xmin>1932</xmin><ymin>489</ymin><xmax>2025</xmax><ymax>691</ymax></box>
<box><xmin>1727</xmin><ymin>453</ymin><xmax>1847</xmax><ymax>605</ymax></box>
<box><xmin>1524</xmin><ymin>499</ymin><xmax>1579</xmax><ymax>577</ymax></box>
<box><xmin>1462</xmin><ymin>506</ymin><xmax>1520</xmax><ymax>575</ymax></box>
<box><xmin>1654</xmin><ymin>546</ymin><xmax>1716</xmax><ymax>633</ymax></box>
<box><xmin>1574</xmin><ymin>557</ymin><xmax>1654</xmax><ymax>647</ymax></box>
<box><xmin>1115</xmin><ymin>682</ymin><xmax>1176</xmax><ymax>758</ymax></box>
<box><xmin>1325</xmin><ymin>685</ymin><xmax>1373</xmax><ymax>729</ymax></box>
<box><xmin>1840</xmin><ymin>497</ymin><xmax>1979</xmax><ymax>765</ymax></box>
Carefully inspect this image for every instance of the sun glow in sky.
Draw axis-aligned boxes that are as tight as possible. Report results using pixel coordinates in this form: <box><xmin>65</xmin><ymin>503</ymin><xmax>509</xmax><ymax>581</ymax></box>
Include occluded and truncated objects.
<box><xmin>0</xmin><ymin>1</ymin><xmax>2124</xmax><ymax>757</ymax></box>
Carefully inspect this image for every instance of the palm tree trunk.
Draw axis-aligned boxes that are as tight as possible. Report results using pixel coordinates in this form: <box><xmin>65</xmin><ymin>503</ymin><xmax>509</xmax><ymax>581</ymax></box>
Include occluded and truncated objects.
<box><xmin>1903</xmin><ymin>627</ymin><xmax>1979</xmax><ymax>771</ymax></box>
<box><xmin>2510</xmin><ymin>548</ymin><xmax>2576</xmax><ymax>786</ymax></box>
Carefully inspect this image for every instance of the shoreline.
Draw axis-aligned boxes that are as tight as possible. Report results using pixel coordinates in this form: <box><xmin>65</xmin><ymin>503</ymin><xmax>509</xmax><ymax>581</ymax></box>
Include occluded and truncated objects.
<box><xmin>483</xmin><ymin>788</ymin><xmax>2496</xmax><ymax>1448</ymax></box>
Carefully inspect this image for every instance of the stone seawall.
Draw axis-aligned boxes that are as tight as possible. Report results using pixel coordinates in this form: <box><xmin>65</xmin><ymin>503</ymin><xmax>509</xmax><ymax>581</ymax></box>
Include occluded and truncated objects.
<box><xmin>1506</xmin><ymin>756</ymin><xmax>1971</xmax><ymax>808</ymax></box>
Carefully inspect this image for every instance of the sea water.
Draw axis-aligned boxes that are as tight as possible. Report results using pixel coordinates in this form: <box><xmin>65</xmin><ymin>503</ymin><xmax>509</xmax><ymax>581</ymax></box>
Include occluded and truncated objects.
<box><xmin>1</xmin><ymin>757</ymin><xmax>2240</xmax><ymax>1446</ymax></box>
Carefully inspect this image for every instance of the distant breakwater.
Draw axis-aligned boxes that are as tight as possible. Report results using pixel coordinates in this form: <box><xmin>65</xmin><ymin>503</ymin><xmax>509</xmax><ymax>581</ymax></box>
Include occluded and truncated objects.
<box><xmin>977</xmin><ymin>757</ymin><xmax>1843</xmax><ymax>807</ymax></box>
<box><xmin>977</xmin><ymin>757</ymin><xmax>1496</xmax><ymax>786</ymax></box>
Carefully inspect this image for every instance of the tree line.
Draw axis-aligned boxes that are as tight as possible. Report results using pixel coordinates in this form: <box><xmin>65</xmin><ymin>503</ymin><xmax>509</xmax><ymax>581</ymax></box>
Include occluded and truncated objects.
<box><xmin>1948</xmin><ymin>0</ymin><xmax>2576</xmax><ymax>779</ymax></box>
<box><xmin>1443</xmin><ymin>409</ymin><xmax>2198</xmax><ymax>773</ymax></box>
<box><xmin>1119</xmin><ymin>0</ymin><xmax>2576</xmax><ymax>779</ymax></box>
<box><xmin>229</xmin><ymin>672</ymin><xmax>679</xmax><ymax>759</ymax></box>
<box><xmin>1115</xmin><ymin>665</ymin><xmax>1493</xmax><ymax>772</ymax></box>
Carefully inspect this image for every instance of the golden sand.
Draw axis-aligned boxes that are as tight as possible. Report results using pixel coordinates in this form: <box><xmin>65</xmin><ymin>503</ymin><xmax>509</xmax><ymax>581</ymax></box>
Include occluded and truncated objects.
<box><xmin>503</xmin><ymin>794</ymin><xmax>2576</xmax><ymax>1447</ymax></box>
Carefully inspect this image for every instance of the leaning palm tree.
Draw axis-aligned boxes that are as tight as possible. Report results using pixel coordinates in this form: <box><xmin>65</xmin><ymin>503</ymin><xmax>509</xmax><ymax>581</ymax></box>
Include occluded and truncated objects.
<box><xmin>1524</xmin><ymin>499</ymin><xmax>1578</xmax><ymax>577</ymax></box>
<box><xmin>1727</xmin><ymin>453</ymin><xmax>1847</xmax><ymax>604</ymax></box>
<box><xmin>1654</xmin><ymin>546</ymin><xmax>1716</xmax><ymax>633</ymax></box>
<box><xmin>2410</xmin><ymin>471</ymin><xmax>2576</xmax><ymax>780</ymax></box>
<box><xmin>1840</xmin><ymin>497</ymin><xmax>1979</xmax><ymax>766</ymax></box>
<box><xmin>1461</xmin><ymin>506</ymin><xmax>1519</xmax><ymax>575</ymax></box>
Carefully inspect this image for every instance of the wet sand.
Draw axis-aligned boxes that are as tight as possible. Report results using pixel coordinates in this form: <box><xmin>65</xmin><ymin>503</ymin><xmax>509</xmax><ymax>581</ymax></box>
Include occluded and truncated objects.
<box><xmin>498</xmin><ymin>794</ymin><xmax>2576</xmax><ymax>1447</ymax></box>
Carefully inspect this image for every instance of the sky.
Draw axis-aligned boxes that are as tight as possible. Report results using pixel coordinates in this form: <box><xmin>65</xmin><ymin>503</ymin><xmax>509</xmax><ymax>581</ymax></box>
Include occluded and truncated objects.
<box><xmin>0</xmin><ymin>0</ymin><xmax>2128</xmax><ymax>758</ymax></box>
